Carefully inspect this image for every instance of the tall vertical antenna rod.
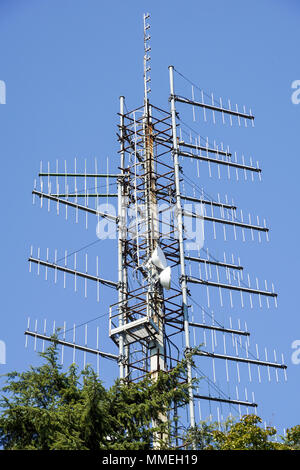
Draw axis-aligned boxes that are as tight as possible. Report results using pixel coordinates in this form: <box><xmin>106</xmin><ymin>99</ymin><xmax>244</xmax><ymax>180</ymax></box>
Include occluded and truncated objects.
<box><xmin>143</xmin><ymin>13</ymin><xmax>151</xmax><ymax>106</ymax></box>
<box><xmin>118</xmin><ymin>95</ymin><xmax>126</xmax><ymax>380</ymax></box>
<box><xmin>169</xmin><ymin>65</ymin><xmax>196</xmax><ymax>429</ymax></box>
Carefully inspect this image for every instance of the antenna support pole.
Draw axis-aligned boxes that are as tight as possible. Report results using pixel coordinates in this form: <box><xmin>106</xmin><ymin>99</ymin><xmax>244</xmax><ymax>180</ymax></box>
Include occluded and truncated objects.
<box><xmin>118</xmin><ymin>95</ymin><xmax>127</xmax><ymax>380</ymax></box>
<box><xmin>168</xmin><ymin>65</ymin><xmax>195</xmax><ymax>430</ymax></box>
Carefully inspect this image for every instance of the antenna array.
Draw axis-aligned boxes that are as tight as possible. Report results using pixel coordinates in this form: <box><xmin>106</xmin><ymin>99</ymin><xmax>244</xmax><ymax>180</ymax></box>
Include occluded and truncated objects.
<box><xmin>25</xmin><ymin>13</ymin><xmax>286</xmax><ymax>446</ymax></box>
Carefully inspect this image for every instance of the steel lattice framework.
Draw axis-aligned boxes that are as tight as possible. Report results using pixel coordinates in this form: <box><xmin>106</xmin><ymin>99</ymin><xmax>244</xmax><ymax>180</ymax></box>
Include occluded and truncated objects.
<box><xmin>25</xmin><ymin>13</ymin><xmax>287</xmax><ymax>444</ymax></box>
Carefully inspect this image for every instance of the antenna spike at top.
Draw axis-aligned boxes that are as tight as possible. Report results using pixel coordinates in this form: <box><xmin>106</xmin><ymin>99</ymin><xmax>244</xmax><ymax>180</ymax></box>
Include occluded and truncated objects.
<box><xmin>143</xmin><ymin>12</ymin><xmax>152</xmax><ymax>104</ymax></box>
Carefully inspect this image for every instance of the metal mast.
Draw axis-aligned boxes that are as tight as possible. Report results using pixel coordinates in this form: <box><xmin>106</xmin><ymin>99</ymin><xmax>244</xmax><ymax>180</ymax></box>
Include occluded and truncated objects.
<box><xmin>25</xmin><ymin>12</ymin><xmax>287</xmax><ymax>446</ymax></box>
<box><xmin>169</xmin><ymin>65</ymin><xmax>195</xmax><ymax>428</ymax></box>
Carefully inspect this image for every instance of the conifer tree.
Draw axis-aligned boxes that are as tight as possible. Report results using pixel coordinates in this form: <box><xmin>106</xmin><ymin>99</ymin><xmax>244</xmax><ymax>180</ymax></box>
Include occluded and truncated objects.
<box><xmin>0</xmin><ymin>341</ymin><xmax>191</xmax><ymax>450</ymax></box>
<box><xmin>1</xmin><ymin>342</ymin><xmax>298</xmax><ymax>450</ymax></box>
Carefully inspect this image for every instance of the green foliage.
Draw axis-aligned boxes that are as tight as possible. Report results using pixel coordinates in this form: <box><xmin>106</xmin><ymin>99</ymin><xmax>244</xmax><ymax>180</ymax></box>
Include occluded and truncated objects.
<box><xmin>0</xmin><ymin>342</ymin><xmax>298</xmax><ymax>451</ymax></box>
<box><xmin>186</xmin><ymin>415</ymin><xmax>299</xmax><ymax>450</ymax></box>
<box><xmin>184</xmin><ymin>421</ymin><xmax>217</xmax><ymax>450</ymax></box>
<box><xmin>209</xmin><ymin>415</ymin><xmax>279</xmax><ymax>450</ymax></box>
<box><xmin>104</xmin><ymin>359</ymin><xmax>191</xmax><ymax>450</ymax></box>
<box><xmin>282</xmin><ymin>425</ymin><xmax>300</xmax><ymax>450</ymax></box>
<box><xmin>0</xmin><ymin>341</ymin><xmax>192</xmax><ymax>450</ymax></box>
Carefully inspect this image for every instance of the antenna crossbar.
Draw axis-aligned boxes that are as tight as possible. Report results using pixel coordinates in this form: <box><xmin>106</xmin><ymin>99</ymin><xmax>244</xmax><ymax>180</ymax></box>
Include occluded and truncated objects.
<box><xmin>179</xmin><ymin>140</ymin><xmax>231</xmax><ymax>157</ymax></box>
<box><xmin>194</xmin><ymin>394</ymin><xmax>257</xmax><ymax>408</ymax></box>
<box><xmin>32</xmin><ymin>190</ymin><xmax>117</xmax><ymax>221</ymax></box>
<box><xmin>189</xmin><ymin>321</ymin><xmax>249</xmax><ymax>336</ymax></box>
<box><xmin>184</xmin><ymin>255</ymin><xmax>243</xmax><ymax>271</ymax></box>
<box><xmin>49</xmin><ymin>193</ymin><xmax>118</xmax><ymax>198</ymax></box>
<box><xmin>187</xmin><ymin>276</ymin><xmax>276</xmax><ymax>297</ymax></box>
<box><xmin>181</xmin><ymin>195</ymin><xmax>236</xmax><ymax>210</ymax></box>
<box><xmin>156</xmin><ymin>137</ymin><xmax>231</xmax><ymax>157</ymax></box>
<box><xmin>39</xmin><ymin>173</ymin><xmax>120</xmax><ymax>178</ymax></box>
<box><xmin>25</xmin><ymin>330</ymin><xmax>118</xmax><ymax>361</ymax></box>
<box><xmin>183</xmin><ymin>210</ymin><xmax>268</xmax><ymax>232</ymax></box>
<box><xmin>174</xmin><ymin>95</ymin><xmax>255</xmax><ymax>121</ymax></box>
<box><xmin>29</xmin><ymin>257</ymin><xmax>118</xmax><ymax>289</ymax></box>
<box><xmin>195</xmin><ymin>350</ymin><xmax>286</xmax><ymax>369</ymax></box>
<box><xmin>179</xmin><ymin>150</ymin><xmax>261</xmax><ymax>173</ymax></box>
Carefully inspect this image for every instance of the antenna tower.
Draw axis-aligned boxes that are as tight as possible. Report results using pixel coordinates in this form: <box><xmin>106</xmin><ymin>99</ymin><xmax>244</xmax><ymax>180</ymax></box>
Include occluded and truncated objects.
<box><xmin>26</xmin><ymin>13</ymin><xmax>287</xmax><ymax>446</ymax></box>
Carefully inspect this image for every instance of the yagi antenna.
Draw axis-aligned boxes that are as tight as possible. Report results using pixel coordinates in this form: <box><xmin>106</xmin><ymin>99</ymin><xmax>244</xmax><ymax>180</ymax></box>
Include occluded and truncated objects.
<box><xmin>25</xmin><ymin>317</ymin><xmax>118</xmax><ymax>376</ymax></box>
<box><xmin>25</xmin><ymin>13</ymin><xmax>287</xmax><ymax>448</ymax></box>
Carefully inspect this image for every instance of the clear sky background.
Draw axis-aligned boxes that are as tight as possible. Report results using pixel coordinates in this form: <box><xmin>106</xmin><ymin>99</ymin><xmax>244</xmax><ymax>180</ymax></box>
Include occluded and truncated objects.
<box><xmin>0</xmin><ymin>0</ymin><xmax>299</xmax><ymax>434</ymax></box>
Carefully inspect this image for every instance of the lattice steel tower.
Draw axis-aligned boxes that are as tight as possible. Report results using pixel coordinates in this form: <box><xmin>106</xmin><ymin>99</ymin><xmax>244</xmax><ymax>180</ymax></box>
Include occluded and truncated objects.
<box><xmin>26</xmin><ymin>13</ymin><xmax>287</xmax><ymax>441</ymax></box>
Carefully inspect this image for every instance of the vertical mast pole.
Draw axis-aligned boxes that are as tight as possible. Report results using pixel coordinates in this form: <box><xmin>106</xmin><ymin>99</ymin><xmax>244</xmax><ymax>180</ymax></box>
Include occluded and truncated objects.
<box><xmin>143</xmin><ymin>13</ymin><xmax>166</xmax><ymax>448</ymax></box>
<box><xmin>143</xmin><ymin>13</ymin><xmax>151</xmax><ymax>109</ymax></box>
<box><xmin>118</xmin><ymin>95</ymin><xmax>126</xmax><ymax>380</ymax></box>
<box><xmin>168</xmin><ymin>65</ymin><xmax>195</xmax><ymax>430</ymax></box>
<box><xmin>143</xmin><ymin>13</ymin><xmax>153</xmax><ymax>260</ymax></box>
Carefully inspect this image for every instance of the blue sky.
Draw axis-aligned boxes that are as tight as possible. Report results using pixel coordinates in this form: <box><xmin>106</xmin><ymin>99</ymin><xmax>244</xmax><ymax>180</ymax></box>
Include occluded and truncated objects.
<box><xmin>0</xmin><ymin>0</ymin><xmax>299</xmax><ymax>434</ymax></box>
